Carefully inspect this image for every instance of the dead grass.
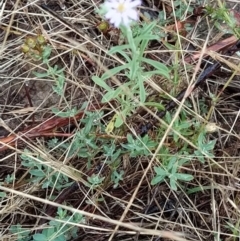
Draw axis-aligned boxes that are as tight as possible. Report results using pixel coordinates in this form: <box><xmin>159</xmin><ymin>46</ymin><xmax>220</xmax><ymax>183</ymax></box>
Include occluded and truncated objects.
<box><xmin>1</xmin><ymin>0</ymin><xmax>240</xmax><ymax>241</ymax></box>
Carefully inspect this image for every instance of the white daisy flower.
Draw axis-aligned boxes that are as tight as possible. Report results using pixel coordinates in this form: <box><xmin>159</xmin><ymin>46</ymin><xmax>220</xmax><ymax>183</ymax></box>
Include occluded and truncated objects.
<box><xmin>104</xmin><ymin>0</ymin><xmax>141</xmax><ymax>28</ymax></box>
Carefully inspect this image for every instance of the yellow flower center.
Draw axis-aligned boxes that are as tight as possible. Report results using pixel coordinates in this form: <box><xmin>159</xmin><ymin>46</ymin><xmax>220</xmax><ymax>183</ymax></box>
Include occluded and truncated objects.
<box><xmin>117</xmin><ymin>3</ymin><xmax>125</xmax><ymax>13</ymax></box>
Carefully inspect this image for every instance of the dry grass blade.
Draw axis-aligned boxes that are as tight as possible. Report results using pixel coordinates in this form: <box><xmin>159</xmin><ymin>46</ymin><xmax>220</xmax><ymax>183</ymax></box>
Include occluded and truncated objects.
<box><xmin>1</xmin><ymin>1</ymin><xmax>240</xmax><ymax>241</ymax></box>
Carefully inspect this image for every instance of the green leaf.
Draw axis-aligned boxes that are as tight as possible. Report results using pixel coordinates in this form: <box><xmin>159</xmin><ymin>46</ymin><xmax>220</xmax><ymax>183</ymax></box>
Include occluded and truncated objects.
<box><xmin>111</xmin><ymin>170</ymin><xmax>124</xmax><ymax>188</ymax></box>
<box><xmin>124</xmin><ymin>27</ymin><xmax>136</xmax><ymax>53</ymax></box>
<box><xmin>42</xmin><ymin>45</ymin><xmax>52</xmax><ymax>63</ymax></box>
<box><xmin>170</xmin><ymin>177</ymin><xmax>177</xmax><ymax>190</ymax></box>
<box><xmin>151</xmin><ymin>174</ymin><xmax>165</xmax><ymax>185</ymax></box>
<box><xmin>194</xmin><ymin>150</ymin><xmax>205</xmax><ymax>163</ymax></box>
<box><xmin>33</xmin><ymin>233</ymin><xmax>48</xmax><ymax>241</ymax></box>
<box><xmin>175</xmin><ymin>173</ymin><xmax>194</xmax><ymax>181</ymax></box>
<box><xmin>135</xmin><ymin>34</ymin><xmax>159</xmax><ymax>42</ymax></box>
<box><xmin>108</xmin><ymin>44</ymin><xmax>130</xmax><ymax>54</ymax></box>
<box><xmin>115</xmin><ymin>49</ymin><xmax>131</xmax><ymax>63</ymax></box>
<box><xmin>115</xmin><ymin>113</ymin><xmax>124</xmax><ymax>127</ymax></box>
<box><xmin>138</xmin><ymin>79</ymin><xmax>146</xmax><ymax>103</ymax></box>
<box><xmin>163</xmin><ymin>41</ymin><xmax>178</xmax><ymax>50</ymax></box>
<box><xmin>197</xmin><ymin>132</ymin><xmax>205</xmax><ymax>145</ymax></box>
<box><xmin>52</xmin><ymin>85</ymin><xmax>63</xmax><ymax>96</ymax></box>
<box><xmin>167</xmin><ymin>156</ymin><xmax>177</xmax><ymax>169</ymax></box>
<box><xmin>126</xmin><ymin>133</ymin><xmax>134</xmax><ymax>143</ymax></box>
<box><xmin>178</xmin><ymin>121</ymin><xmax>191</xmax><ymax>129</ymax></box>
<box><xmin>101</xmin><ymin>90</ymin><xmax>116</xmax><ymax>103</ymax></box>
<box><xmin>139</xmin><ymin>39</ymin><xmax>149</xmax><ymax>56</ymax></box>
<box><xmin>101</xmin><ymin>64</ymin><xmax>130</xmax><ymax>81</ymax></box>
<box><xmin>144</xmin><ymin>102</ymin><xmax>165</xmax><ymax>110</ymax></box>
<box><xmin>48</xmin><ymin>65</ymin><xmax>58</xmax><ymax>75</ymax></box>
<box><xmin>42</xmin><ymin>181</ymin><xmax>51</xmax><ymax>189</ymax></box>
<box><xmin>30</xmin><ymin>169</ymin><xmax>45</xmax><ymax>177</ymax></box>
<box><xmin>92</xmin><ymin>76</ymin><xmax>112</xmax><ymax>91</ymax></box>
<box><xmin>141</xmin><ymin>21</ymin><xmax>157</xmax><ymax>36</ymax></box>
<box><xmin>108</xmin><ymin>45</ymin><xmax>131</xmax><ymax>62</ymax></box>
<box><xmin>0</xmin><ymin>192</ymin><xmax>6</xmax><ymax>198</ymax></box>
<box><xmin>171</xmin><ymin>162</ymin><xmax>178</xmax><ymax>174</ymax></box>
<box><xmin>154</xmin><ymin>166</ymin><xmax>167</xmax><ymax>176</ymax></box>
<box><xmin>87</xmin><ymin>174</ymin><xmax>105</xmax><ymax>187</ymax></box>
<box><xmin>141</xmin><ymin>57</ymin><xmax>170</xmax><ymax>79</ymax></box>
<box><xmin>102</xmin><ymin>85</ymin><xmax>123</xmax><ymax>103</ymax></box>
<box><xmin>56</xmin><ymin>72</ymin><xmax>65</xmax><ymax>86</ymax></box>
<box><xmin>42</xmin><ymin>227</ymin><xmax>55</xmax><ymax>237</ymax></box>
<box><xmin>203</xmin><ymin>139</ymin><xmax>216</xmax><ymax>151</ymax></box>
<box><xmin>187</xmin><ymin>185</ymin><xmax>213</xmax><ymax>194</ymax></box>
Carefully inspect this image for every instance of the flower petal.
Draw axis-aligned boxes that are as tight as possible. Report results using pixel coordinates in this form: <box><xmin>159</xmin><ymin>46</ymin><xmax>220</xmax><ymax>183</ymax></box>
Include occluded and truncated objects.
<box><xmin>125</xmin><ymin>9</ymin><xmax>138</xmax><ymax>20</ymax></box>
<box><xmin>113</xmin><ymin>16</ymin><xmax>122</xmax><ymax>27</ymax></box>
<box><xmin>122</xmin><ymin>15</ymin><xmax>131</xmax><ymax>26</ymax></box>
<box><xmin>105</xmin><ymin>10</ymin><xmax>116</xmax><ymax>19</ymax></box>
<box><xmin>105</xmin><ymin>2</ymin><xmax>116</xmax><ymax>9</ymax></box>
<box><xmin>128</xmin><ymin>0</ymin><xmax>141</xmax><ymax>8</ymax></box>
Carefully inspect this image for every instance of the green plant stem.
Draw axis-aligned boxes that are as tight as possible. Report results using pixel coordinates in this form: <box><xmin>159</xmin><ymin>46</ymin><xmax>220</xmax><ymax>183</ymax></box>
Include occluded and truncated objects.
<box><xmin>123</xmin><ymin>26</ymin><xmax>139</xmax><ymax>81</ymax></box>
